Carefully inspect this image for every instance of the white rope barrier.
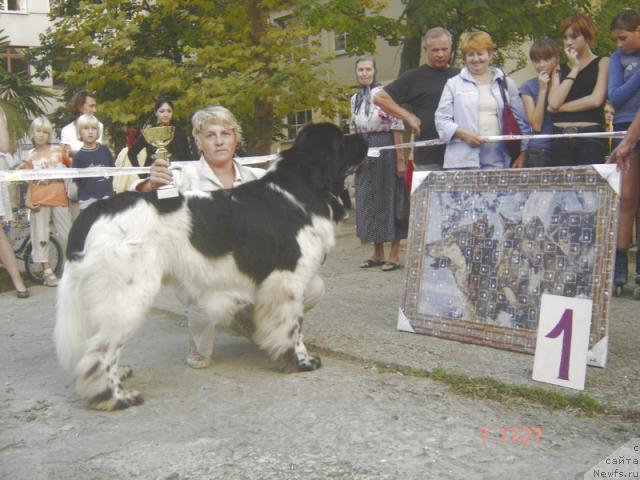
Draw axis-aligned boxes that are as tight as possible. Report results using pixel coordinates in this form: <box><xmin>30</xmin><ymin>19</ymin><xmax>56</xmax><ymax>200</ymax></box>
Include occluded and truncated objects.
<box><xmin>367</xmin><ymin>130</ymin><xmax>628</xmax><ymax>156</ymax></box>
<box><xmin>0</xmin><ymin>131</ymin><xmax>627</xmax><ymax>183</ymax></box>
<box><xmin>0</xmin><ymin>155</ymin><xmax>278</xmax><ymax>183</ymax></box>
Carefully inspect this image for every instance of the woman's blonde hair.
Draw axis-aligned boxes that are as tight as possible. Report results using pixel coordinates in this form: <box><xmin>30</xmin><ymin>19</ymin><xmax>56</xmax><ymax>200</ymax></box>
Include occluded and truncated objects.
<box><xmin>28</xmin><ymin>116</ymin><xmax>53</xmax><ymax>143</ymax></box>
<box><xmin>191</xmin><ymin>106</ymin><xmax>242</xmax><ymax>149</ymax></box>
<box><xmin>460</xmin><ymin>31</ymin><xmax>495</xmax><ymax>55</ymax></box>
<box><xmin>75</xmin><ymin>114</ymin><xmax>100</xmax><ymax>141</ymax></box>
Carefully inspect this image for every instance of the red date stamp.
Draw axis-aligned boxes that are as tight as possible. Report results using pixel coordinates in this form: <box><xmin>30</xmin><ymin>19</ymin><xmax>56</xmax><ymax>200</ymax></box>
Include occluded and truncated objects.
<box><xmin>478</xmin><ymin>426</ymin><xmax>542</xmax><ymax>445</ymax></box>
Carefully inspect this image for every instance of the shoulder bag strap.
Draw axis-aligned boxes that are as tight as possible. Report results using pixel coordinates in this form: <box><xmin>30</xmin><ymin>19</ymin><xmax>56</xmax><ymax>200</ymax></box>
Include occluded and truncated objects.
<box><xmin>497</xmin><ymin>76</ymin><xmax>509</xmax><ymax>106</ymax></box>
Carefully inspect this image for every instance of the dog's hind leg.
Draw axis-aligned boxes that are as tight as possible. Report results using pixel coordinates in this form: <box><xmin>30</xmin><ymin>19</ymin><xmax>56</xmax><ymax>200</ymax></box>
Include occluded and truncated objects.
<box><xmin>252</xmin><ymin>273</ymin><xmax>322</xmax><ymax>373</ymax></box>
<box><xmin>73</xmin><ymin>275</ymin><xmax>162</xmax><ymax>410</ymax></box>
<box><xmin>76</xmin><ymin>328</ymin><xmax>144</xmax><ymax>411</ymax></box>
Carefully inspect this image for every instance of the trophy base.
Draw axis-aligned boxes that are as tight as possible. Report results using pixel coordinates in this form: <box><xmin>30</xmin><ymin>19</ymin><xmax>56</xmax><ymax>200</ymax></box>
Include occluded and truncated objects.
<box><xmin>157</xmin><ymin>184</ymin><xmax>179</xmax><ymax>199</ymax></box>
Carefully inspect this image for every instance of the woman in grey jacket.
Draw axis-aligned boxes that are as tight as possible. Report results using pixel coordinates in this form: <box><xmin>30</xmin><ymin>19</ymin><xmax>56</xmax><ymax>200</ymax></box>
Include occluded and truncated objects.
<box><xmin>435</xmin><ymin>31</ymin><xmax>530</xmax><ymax>169</ymax></box>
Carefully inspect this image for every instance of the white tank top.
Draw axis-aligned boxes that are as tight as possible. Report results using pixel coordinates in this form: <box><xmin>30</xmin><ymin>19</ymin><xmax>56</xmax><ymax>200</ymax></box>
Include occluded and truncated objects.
<box><xmin>477</xmin><ymin>84</ymin><xmax>500</xmax><ymax>136</ymax></box>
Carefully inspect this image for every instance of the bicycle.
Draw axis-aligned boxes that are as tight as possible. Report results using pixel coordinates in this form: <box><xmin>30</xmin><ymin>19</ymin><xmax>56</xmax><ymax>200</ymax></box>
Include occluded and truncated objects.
<box><xmin>2</xmin><ymin>207</ymin><xmax>64</xmax><ymax>284</ymax></box>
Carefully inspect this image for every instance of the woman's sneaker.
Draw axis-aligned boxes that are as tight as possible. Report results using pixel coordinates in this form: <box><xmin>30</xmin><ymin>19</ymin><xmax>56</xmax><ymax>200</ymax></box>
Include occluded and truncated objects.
<box><xmin>613</xmin><ymin>249</ymin><xmax>628</xmax><ymax>296</ymax></box>
<box><xmin>43</xmin><ymin>269</ymin><xmax>58</xmax><ymax>287</ymax></box>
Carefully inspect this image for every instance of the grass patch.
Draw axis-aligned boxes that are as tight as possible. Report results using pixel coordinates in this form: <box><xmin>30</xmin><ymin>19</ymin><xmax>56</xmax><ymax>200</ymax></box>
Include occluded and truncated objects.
<box><xmin>429</xmin><ymin>367</ymin><xmax>604</xmax><ymax>417</ymax></box>
<box><xmin>308</xmin><ymin>344</ymin><xmax>640</xmax><ymax>422</ymax></box>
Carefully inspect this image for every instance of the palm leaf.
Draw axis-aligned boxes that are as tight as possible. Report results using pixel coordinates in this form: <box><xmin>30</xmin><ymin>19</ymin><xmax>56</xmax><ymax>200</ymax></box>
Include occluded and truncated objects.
<box><xmin>0</xmin><ymin>29</ymin><xmax>55</xmax><ymax>141</ymax></box>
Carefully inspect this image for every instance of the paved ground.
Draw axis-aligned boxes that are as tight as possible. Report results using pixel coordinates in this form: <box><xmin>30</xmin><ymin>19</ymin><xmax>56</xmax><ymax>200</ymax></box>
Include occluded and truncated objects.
<box><xmin>1</xmin><ymin>218</ymin><xmax>638</xmax><ymax>479</ymax></box>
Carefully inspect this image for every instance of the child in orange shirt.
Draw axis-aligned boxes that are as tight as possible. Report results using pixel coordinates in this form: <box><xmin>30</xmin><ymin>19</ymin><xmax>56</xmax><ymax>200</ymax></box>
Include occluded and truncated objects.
<box><xmin>23</xmin><ymin>116</ymin><xmax>72</xmax><ymax>286</ymax></box>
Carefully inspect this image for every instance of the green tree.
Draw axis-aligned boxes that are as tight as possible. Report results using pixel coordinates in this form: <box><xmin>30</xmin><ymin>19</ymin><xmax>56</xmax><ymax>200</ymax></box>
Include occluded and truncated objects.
<box><xmin>591</xmin><ymin>0</ymin><xmax>633</xmax><ymax>57</ymax></box>
<box><xmin>0</xmin><ymin>30</ymin><xmax>53</xmax><ymax>143</ymax></box>
<box><xmin>32</xmin><ymin>0</ymin><xmax>392</xmax><ymax>153</ymax></box>
<box><xmin>395</xmin><ymin>0</ymin><xmax>592</xmax><ymax>74</ymax></box>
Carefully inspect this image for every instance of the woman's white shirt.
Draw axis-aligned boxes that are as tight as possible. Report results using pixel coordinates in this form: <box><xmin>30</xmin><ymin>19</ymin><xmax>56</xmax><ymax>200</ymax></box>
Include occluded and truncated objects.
<box><xmin>477</xmin><ymin>84</ymin><xmax>500</xmax><ymax>136</ymax></box>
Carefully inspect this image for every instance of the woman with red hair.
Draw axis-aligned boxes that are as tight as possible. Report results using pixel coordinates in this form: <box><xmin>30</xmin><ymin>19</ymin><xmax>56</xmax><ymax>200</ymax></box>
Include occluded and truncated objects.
<box><xmin>435</xmin><ymin>31</ymin><xmax>530</xmax><ymax>169</ymax></box>
<box><xmin>548</xmin><ymin>13</ymin><xmax>609</xmax><ymax>166</ymax></box>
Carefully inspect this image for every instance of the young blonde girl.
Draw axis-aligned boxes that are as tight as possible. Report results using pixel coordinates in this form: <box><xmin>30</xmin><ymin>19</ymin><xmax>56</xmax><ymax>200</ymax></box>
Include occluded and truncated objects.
<box><xmin>22</xmin><ymin>116</ymin><xmax>72</xmax><ymax>287</ymax></box>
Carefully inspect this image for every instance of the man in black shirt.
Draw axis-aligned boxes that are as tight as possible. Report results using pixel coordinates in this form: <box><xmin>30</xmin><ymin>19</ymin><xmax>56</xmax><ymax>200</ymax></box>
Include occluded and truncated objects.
<box><xmin>374</xmin><ymin>27</ymin><xmax>459</xmax><ymax>169</ymax></box>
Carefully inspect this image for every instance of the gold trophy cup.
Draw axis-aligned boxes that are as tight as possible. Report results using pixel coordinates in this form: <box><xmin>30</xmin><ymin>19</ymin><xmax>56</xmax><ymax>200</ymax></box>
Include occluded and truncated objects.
<box><xmin>142</xmin><ymin>125</ymin><xmax>179</xmax><ymax>198</ymax></box>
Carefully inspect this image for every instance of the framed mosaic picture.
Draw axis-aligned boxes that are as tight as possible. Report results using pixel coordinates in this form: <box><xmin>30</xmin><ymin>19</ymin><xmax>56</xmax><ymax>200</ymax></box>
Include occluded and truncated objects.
<box><xmin>397</xmin><ymin>165</ymin><xmax>620</xmax><ymax>367</ymax></box>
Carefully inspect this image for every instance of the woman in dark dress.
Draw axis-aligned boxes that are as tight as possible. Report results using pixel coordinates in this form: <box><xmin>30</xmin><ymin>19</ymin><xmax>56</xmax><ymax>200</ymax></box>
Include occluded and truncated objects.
<box><xmin>349</xmin><ymin>55</ymin><xmax>407</xmax><ymax>272</ymax></box>
<box><xmin>128</xmin><ymin>98</ymin><xmax>194</xmax><ymax>167</ymax></box>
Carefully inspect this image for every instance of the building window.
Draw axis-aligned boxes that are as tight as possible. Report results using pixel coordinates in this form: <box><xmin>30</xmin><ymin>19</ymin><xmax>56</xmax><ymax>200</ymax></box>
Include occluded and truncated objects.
<box><xmin>2</xmin><ymin>47</ymin><xmax>29</xmax><ymax>75</ymax></box>
<box><xmin>274</xmin><ymin>15</ymin><xmax>310</xmax><ymax>50</ymax></box>
<box><xmin>335</xmin><ymin>32</ymin><xmax>348</xmax><ymax>53</ymax></box>
<box><xmin>286</xmin><ymin>109</ymin><xmax>312</xmax><ymax>140</ymax></box>
<box><xmin>0</xmin><ymin>0</ymin><xmax>27</xmax><ymax>12</ymax></box>
<box><xmin>51</xmin><ymin>56</ymin><xmax>68</xmax><ymax>89</ymax></box>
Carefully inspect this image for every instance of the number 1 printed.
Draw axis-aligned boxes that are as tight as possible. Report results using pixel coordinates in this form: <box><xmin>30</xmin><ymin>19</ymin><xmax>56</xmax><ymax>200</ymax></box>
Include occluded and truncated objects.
<box><xmin>545</xmin><ymin>308</ymin><xmax>573</xmax><ymax>381</ymax></box>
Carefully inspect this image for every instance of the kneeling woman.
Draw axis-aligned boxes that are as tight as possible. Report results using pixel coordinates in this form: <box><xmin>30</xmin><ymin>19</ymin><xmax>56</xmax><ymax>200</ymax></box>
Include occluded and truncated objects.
<box><xmin>136</xmin><ymin>106</ymin><xmax>323</xmax><ymax>368</ymax></box>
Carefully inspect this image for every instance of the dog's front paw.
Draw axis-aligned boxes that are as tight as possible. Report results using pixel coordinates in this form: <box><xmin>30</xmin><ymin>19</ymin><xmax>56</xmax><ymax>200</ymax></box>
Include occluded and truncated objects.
<box><xmin>277</xmin><ymin>348</ymin><xmax>321</xmax><ymax>373</ymax></box>
<box><xmin>113</xmin><ymin>389</ymin><xmax>144</xmax><ymax>410</ymax></box>
<box><xmin>89</xmin><ymin>387</ymin><xmax>144</xmax><ymax>411</ymax></box>
<box><xmin>297</xmin><ymin>355</ymin><xmax>322</xmax><ymax>372</ymax></box>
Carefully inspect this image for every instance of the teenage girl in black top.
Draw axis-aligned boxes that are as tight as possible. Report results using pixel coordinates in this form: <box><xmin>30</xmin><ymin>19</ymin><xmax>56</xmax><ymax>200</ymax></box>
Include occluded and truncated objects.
<box><xmin>548</xmin><ymin>13</ymin><xmax>610</xmax><ymax>166</ymax></box>
<box><xmin>128</xmin><ymin>98</ymin><xmax>194</xmax><ymax>167</ymax></box>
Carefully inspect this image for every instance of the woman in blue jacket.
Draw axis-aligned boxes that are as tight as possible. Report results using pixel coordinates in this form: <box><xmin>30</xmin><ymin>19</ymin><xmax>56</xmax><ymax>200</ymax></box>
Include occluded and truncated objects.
<box><xmin>608</xmin><ymin>9</ymin><xmax>640</xmax><ymax>293</ymax></box>
<box><xmin>435</xmin><ymin>31</ymin><xmax>530</xmax><ymax>169</ymax></box>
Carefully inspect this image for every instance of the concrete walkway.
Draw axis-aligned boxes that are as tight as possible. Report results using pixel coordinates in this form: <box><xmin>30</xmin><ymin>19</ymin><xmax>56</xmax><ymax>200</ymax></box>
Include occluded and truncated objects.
<box><xmin>151</xmin><ymin>217</ymin><xmax>639</xmax><ymax>416</ymax></box>
<box><xmin>1</xmin><ymin>218</ymin><xmax>638</xmax><ymax>479</ymax></box>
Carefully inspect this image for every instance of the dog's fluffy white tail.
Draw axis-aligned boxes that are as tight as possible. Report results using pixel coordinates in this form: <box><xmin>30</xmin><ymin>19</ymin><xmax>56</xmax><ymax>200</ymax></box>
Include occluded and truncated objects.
<box><xmin>54</xmin><ymin>262</ymin><xmax>91</xmax><ymax>373</ymax></box>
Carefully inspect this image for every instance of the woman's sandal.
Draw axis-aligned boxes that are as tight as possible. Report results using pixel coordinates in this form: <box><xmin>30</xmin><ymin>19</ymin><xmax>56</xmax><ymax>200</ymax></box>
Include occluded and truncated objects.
<box><xmin>359</xmin><ymin>259</ymin><xmax>385</xmax><ymax>268</ymax></box>
<box><xmin>16</xmin><ymin>289</ymin><xmax>30</xmax><ymax>299</ymax></box>
<box><xmin>381</xmin><ymin>262</ymin><xmax>401</xmax><ymax>272</ymax></box>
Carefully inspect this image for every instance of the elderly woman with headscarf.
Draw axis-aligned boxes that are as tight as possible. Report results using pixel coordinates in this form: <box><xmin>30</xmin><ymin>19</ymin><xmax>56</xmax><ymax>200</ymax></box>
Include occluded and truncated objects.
<box><xmin>349</xmin><ymin>55</ymin><xmax>407</xmax><ymax>272</ymax></box>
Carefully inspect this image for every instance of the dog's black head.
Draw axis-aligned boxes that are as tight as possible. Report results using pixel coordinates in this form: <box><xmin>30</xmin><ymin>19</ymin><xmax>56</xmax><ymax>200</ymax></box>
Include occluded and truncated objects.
<box><xmin>279</xmin><ymin>122</ymin><xmax>368</xmax><ymax>195</ymax></box>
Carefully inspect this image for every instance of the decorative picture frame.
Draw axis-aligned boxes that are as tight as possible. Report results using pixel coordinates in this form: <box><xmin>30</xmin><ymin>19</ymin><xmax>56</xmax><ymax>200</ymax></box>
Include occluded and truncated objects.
<box><xmin>397</xmin><ymin>166</ymin><xmax>620</xmax><ymax>367</ymax></box>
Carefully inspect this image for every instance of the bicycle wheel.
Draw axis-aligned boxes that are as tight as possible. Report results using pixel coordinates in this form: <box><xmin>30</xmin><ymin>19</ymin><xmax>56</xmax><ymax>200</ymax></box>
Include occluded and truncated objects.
<box><xmin>24</xmin><ymin>235</ymin><xmax>64</xmax><ymax>284</ymax></box>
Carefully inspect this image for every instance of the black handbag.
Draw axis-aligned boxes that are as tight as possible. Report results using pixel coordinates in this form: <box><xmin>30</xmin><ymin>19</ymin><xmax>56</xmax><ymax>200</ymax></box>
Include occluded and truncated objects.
<box><xmin>395</xmin><ymin>176</ymin><xmax>410</xmax><ymax>229</ymax></box>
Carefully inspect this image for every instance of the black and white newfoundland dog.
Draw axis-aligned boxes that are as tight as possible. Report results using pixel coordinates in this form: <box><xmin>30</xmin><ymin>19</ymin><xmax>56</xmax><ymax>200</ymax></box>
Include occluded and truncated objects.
<box><xmin>54</xmin><ymin>123</ymin><xmax>368</xmax><ymax>410</ymax></box>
